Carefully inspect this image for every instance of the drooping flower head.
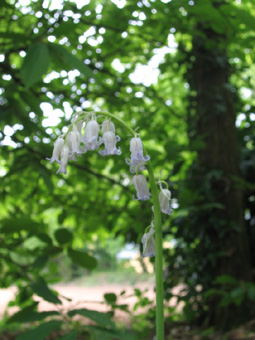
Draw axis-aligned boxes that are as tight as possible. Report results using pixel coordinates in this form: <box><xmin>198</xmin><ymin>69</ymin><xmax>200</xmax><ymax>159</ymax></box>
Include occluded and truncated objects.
<box><xmin>99</xmin><ymin>131</ymin><xmax>121</xmax><ymax>156</ymax></box>
<box><xmin>159</xmin><ymin>188</ymin><xmax>173</xmax><ymax>215</ymax></box>
<box><xmin>83</xmin><ymin>118</ymin><xmax>101</xmax><ymax>150</ymax></box>
<box><xmin>56</xmin><ymin>145</ymin><xmax>69</xmax><ymax>174</ymax></box>
<box><xmin>133</xmin><ymin>174</ymin><xmax>151</xmax><ymax>201</ymax></box>
<box><xmin>126</xmin><ymin>136</ymin><xmax>150</xmax><ymax>173</ymax></box>
<box><xmin>46</xmin><ymin>136</ymin><xmax>64</xmax><ymax>164</ymax></box>
<box><xmin>66</xmin><ymin>125</ymin><xmax>86</xmax><ymax>160</ymax></box>
<box><xmin>99</xmin><ymin>119</ymin><xmax>121</xmax><ymax>156</ymax></box>
<box><xmin>141</xmin><ymin>224</ymin><xmax>155</xmax><ymax>257</ymax></box>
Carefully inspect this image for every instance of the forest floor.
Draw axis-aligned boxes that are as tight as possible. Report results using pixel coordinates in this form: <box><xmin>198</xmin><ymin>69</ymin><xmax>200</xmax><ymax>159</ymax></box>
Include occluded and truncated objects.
<box><xmin>0</xmin><ymin>281</ymin><xmax>155</xmax><ymax>324</ymax></box>
<box><xmin>0</xmin><ymin>275</ymin><xmax>255</xmax><ymax>340</ymax></box>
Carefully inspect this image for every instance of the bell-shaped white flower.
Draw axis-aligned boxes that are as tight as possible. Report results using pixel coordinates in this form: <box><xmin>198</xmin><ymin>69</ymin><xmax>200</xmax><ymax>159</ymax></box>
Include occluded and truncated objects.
<box><xmin>67</xmin><ymin>127</ymin><xmax>86</xmax><ymax>159</ymax></box>
<box><xmin>126</xmin><ymin>136</ymin><xmax>150</xmax><ymax>173</ymax></box>
<box><xmin>159</xmin><ymin>188</ymin><xmax>173</xmax><ymax>215</ymax></box>
<box><xmin>70</xmin><ymin>131</ymin><xmax>80</xmax><ymax>152</ymax></box>
<box><xmin>141</xmin><ymin>225</ymin><xmax>155</xmax><ymax>257</ymax></box>
<box><xmin>66</xmin><ymin>132</ymin><xmax>78</xmax><ymax>161</ymax></box>
<box><xmin>56</xmin><ymin>145</ymin><xmax>69</xmax><ymax>174</ymax></box>
<box><xmin>133</xmin><ymin>174</ymin><xmax>151</xmax><ymax>201</ymax></box>
<box><xmin>83</xmin><ymin>119</ymin><xmax>101</xmax><ymax>150</ymax></box>
<box><xmin>99</xmin><ymin>131</ymin><xmax>121</xmax><ymax>156</ymax></box>
<box><xmin>47</xmin><ymin>136</ymin><xmax>64</xmax><ymax>163</ymax></box>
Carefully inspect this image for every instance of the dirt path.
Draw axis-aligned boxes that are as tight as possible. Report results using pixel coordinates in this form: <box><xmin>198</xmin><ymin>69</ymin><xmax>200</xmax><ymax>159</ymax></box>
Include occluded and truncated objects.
<box><xmin>0</xmin><ymin>282</ymin><xmax>184</xmax><ymax>328</ymax></box>
<box><xmin>0</xmin><ymin>282</ymin><xmax>155</xmax><ymax>323</ymax></box>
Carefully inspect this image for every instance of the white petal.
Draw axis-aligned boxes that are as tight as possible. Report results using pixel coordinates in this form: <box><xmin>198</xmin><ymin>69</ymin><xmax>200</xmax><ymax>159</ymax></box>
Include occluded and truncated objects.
<box><xmin>47</xmin><ymin>137</ymin><xmax>64</xmax><ymax>163</ymax></box>
<box><xmin>102</xmin><ymin>120</ymin><xmax>115</xmax><ymax>134</ymax></box>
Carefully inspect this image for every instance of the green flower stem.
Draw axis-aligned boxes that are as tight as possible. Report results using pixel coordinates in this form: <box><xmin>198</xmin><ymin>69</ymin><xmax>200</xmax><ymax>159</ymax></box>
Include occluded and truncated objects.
<box><xmin>78</xmin><ymin>111</ymin><xmax>165</xmax><ymax>340</ymax></box>
<box><xmin>147</xmin><ymin>161</ymin><xmax>164</xmax><ymax>340</ymax></box>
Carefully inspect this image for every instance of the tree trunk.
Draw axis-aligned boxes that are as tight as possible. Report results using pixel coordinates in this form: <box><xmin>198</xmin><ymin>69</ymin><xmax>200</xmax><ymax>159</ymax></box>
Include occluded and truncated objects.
<box><xmin>188</xmin><ymin>24</ymin><xmax>253</xmax><ymax>329</ymax></box>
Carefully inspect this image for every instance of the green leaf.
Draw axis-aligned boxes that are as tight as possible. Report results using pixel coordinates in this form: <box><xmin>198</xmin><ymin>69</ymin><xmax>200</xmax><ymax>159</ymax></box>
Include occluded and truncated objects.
<box><xmin>67</xmin><ymin>248</ymin><xmax>97</xmax><ymax>270</ymax></box>
<box><xmin>32</xmin><ymin>256</ymin><xmax>48</xmax><ymax>269</ymax></box>
<box><xmin>104</xmin><ymin>293</ymin><xmax>117</xmax><ymax>304</ymax></box>
<box><xmin>31</xmin><ymin>277</ymin><xmax>62</xmax><ymax>305</ymax></box>
<box><xmin>58</xmin><ymin>330</ymin><xmax>78</xmax><ymax>340</ymax></box>
<box><xmin>213</xmin><ymin>275</ymin><xmax>239</xmax><ymax>285</ymax></box>
<box><xmin>88</xmin><ymin>326</ymin><xmax>138</xmax><ymax>340</ymax></box>
<box><xmin>36</xmin><ymin>233</ymin><xmax>53</xmax><ymax>246</ymax></box>
<box><xmin>0</xmin><ymin>32</ymin><xmax>28</xmax><ymax>41</ymax></box>
<box><xmin>48</xmin><ymin>43</ymin><xmax>95</xmax><ymax>78</ymax></box>
<box><xmin>0</xmin><ymin>218</ymin><xmax>45</xmax><ymax>233</ymax></box>
<box><xmin>220</xmin><ymin>5</ymin><xmax>255</xmax><ymax>31</ymax></box>
<box><xmin>230</xmin><ymin>287</ymin><xmax>245</xmax><ymax>306</ymax></box>
<box><xmin>8</xmin><ymin>310</ymin><xmax>60</xmax><ymax>324</ymax></box>
<box><xmin>55</xmin><ymin>228</ymin><xmax>73</xmax><ymax>245</ymax></box>
<box><xmin>68</xmin><ymin>308</ymin><xmax>114</xmax><ymax>328</ymax></box>
<box><xmin>15</xmin><ymin>320</ymin><xmax>62</xmax><ymax>340</ymax></box>
<box><xmin>204</xmin><ymin>288</ymin><xmax>225</xmax><ymax>298</ymax></box>
<box><xmin>20</xmin><ymin>42</ymin><xmax>50</xmax><ymax>88</ymax></box>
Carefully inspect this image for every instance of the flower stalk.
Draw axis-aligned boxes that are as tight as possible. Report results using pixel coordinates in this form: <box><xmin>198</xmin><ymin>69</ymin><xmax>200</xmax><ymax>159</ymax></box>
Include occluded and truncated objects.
<box><xmin>92</xmin><ymin>111</ymin><xmax>165</xmax><ymax>340</ymax></box>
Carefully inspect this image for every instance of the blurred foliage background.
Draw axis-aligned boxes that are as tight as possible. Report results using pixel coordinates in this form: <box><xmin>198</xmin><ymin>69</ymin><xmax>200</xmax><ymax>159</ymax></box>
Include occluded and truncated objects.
<box><xmin>1</xmin><ymin>0</ymin><xmax>255</xmax><ymax>339</ymax></box>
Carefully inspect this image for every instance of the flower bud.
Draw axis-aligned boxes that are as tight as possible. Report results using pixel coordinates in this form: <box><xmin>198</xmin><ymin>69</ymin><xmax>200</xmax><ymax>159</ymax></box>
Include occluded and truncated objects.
<box><xmin>133</xmin><ymin>174</ymin><xmax>150</xmax><ymax>201</ymax></box>
<box><xmin>159</xmin><ymin>189</ymin><xmax>172</xmax><ymax>215</ymax></box>
<box><xmin>141</xmin><ymin>226</ymin><xmax>155</xmax><ymax>257</ymax></box>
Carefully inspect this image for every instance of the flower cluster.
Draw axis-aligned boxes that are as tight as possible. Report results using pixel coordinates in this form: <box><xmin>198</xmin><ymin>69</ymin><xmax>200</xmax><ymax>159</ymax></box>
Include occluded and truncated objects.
<box><xmin>47</xmin><ymin>112</ymin><xmax>173</xmax><ymax>259</ymax></box>
<box><xmin>47</xmin><ymin>114</ymin><xmax>121</xmax><ymax>174</ymax></box>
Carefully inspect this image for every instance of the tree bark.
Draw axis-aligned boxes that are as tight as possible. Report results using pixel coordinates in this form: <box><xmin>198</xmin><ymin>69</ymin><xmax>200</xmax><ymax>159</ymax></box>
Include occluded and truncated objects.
<box><xmin>188</xmin><ymin>24</ymin><xmax>253</xmax><ymax>329</ymax></box>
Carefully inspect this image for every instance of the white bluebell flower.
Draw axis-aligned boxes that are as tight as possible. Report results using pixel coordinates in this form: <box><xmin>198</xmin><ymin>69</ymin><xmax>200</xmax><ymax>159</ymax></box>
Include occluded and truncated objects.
<box><xmin>47</xmin><ymin>136</ymin><xmax>64</xmax><ymax>164</ymax></box>
<box><xmin>126</xmin><ymin>136</ymin><xmax>150</xmax><ymax>173</ymax></box>
<box><xmin>99</xmin><ymin>131</ymin><xmax>121</xmax><ymax>156</ymax></box>
<box><xmin>56</xmin><ymin>145</ymin><xmax>69</xmax><ymax>174</ymax></box>
<box><xmin>66</xmin><ymin>132</ymin><xmax>77</xmax><ymax>161</ymax></box>
<box><xmin>83</xmin><ymin>119</ymin><xmax>101</xmax><ymax>150</ymax></box>
<box><xmin>141</xmin><ymin>225</ymin><xmax>155</xmax><ymax>257</ymax></box>
<box><xmin>67</xmin><ymin>126</ymin><xmax>86</xmax><ymax>160</ymax></box>
<box><xmin>133</xmin><ymin>174</ymin><xmax>151</xmax><ymax>201</ymax></box>
<box><xmin>159</xmin><ymin>188</ymin><xmax>173</xmax><ymax>215</ymax></box>
<box><xmin>99</xmin><ymin>120</ymin><xmax>121</xmax><ymax>156</ymax></box>
<box><xmin>70</xmin><ymin>130</ymin><xmax>81</xmax><ymax>153</ymax></box>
